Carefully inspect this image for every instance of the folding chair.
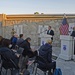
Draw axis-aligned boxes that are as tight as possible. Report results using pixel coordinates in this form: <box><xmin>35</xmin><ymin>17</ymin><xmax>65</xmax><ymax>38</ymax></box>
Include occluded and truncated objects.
<box><xmin>0</xmin><ymin>55</ymin><xmax>2</xmax><ymax>75</ymax></box>
<box><xmin>1</xmin><ymin>54</ymin><xmax>19</xmax><ymax>75</ymax></box>
<box><xmin>34</xmin><ymin>56</ymin><xmax>55</xmax><ymax>75</ymax></box>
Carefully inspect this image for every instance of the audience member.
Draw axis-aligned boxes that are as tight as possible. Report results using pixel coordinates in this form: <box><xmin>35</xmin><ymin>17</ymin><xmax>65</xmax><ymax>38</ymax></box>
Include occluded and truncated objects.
<box><xmin>17</xmin><ymin>34</ymin><xmax>24</xmax><ymax>46</ymax></box>
<box><xmin>11</xmin><ymin>34</ymin><xmax>18</xmax><ymax>49</ymax></box>
<box><xmin>19</xmin><ymin>37</ymin><xmax>37</xmax><ymax>74</ymax></box>
<box><xmin>20</xmin><ymin>37</ymin><xmax>37</xmax><ymax>58</ymax></box>
<box><xmin>0</xmin><ymin>36</ymin><xmax>4</xmax><ymax>47</ymax></box>
<box><xmin>39</xmin><ymin>39</ymin><xmax>56</xmax><ymax>75</ymax></box>
<box><xmin>0</xmin><ymin>39</ymin><xmax>19</xmax><ymax>67</ymax></box>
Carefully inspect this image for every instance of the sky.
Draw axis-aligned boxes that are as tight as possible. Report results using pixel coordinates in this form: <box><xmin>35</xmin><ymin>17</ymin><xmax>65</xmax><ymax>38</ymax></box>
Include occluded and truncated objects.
<box><xmin>0</xmin><ymin>0</ymin><xmax>75</xmax><ymax>14</ymax></box>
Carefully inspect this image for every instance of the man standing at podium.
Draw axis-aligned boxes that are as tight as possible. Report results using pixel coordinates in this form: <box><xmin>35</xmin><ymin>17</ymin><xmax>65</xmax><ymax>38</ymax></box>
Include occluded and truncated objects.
<box><xmin>47</xmin><ymin>26</ymin><xmax>54</xmax><ymax>41</ymax></box>
<box><xmin>71</xmin><ymin>27</ymin><xmax>75</xmax><ymax>54</ymax></box>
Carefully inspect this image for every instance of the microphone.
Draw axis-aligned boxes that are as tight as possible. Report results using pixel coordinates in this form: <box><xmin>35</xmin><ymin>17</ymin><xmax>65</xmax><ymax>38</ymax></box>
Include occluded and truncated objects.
<box><xmin>38</xmin><ymin>29</ymin><xmax>47</xmax><ymax>35</ymax></box>
<box><xmin>45</xmin><ymin>29</ymin><xmax>47</xmax><ymax>31</ymax></box>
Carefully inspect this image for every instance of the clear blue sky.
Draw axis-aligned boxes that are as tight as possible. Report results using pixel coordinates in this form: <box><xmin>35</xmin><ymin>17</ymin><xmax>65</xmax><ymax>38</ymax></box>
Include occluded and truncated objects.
<box><xmin>0</xmin><ymin>0</ymin><xmax>75</xmax><ymax>14</ymax></box>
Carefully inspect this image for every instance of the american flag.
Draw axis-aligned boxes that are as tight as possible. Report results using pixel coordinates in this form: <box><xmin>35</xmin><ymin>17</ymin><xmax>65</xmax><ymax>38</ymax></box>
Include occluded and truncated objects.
<box><xmin>59</xmin><ymin>18</ymin><xmax>69</xmax><ymax>35</ymax></box>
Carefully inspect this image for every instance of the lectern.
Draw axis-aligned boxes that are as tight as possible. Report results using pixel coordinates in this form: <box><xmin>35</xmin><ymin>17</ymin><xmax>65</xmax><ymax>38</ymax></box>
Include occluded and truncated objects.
<box><xmin>39</xmin><ymin>34</ymin><xmax>52</xmax><ymax>45</ymax></box>
<box><xmin>59</xmin><ymin>35</ymin><xmax>74</xmax><ymax>60</ymax></box>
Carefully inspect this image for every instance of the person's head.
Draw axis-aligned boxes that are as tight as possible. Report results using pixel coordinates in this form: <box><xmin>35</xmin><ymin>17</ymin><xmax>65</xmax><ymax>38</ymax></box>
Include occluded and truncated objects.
<box><xmin>48</xmin><ymin>26</ymin><xmax>51</xmax><ymax>30</ymax></box>
<box><xmin>26</xmin><ymin>37</ymin><xmax>31</xmax><ymax>43</ymax></box>
<box><xmin>73</xmin><ymin>27</ymin><xmax>75</xmax><ymax>31</ymax></box>
<box><xmin>14</xmin><ymin>33</ymin><xmax>18</xmax><ymax>38</ymax></box>
<box><xmin>19</xmin><ymin>34</ymin><xmax>23</xmax><ymax>38</ymax></box>
<box><xmin>46</xmin><ymin>39</ymin><xmax>52</xmax><ymax>45</ymax></box>
<box><xmin>12</xmin><ymin>28</ymin><xmax>14</xmax><ymax>30</ymax></box>
<box><xmin>2</xmin><ymin>39</ymin><xmax>11</xmax><ymax>47</ymax></box>
<box><xmin>0</xmin><ymin>36</ymin><xmax>3</xmax><ymax>42</ymax></box>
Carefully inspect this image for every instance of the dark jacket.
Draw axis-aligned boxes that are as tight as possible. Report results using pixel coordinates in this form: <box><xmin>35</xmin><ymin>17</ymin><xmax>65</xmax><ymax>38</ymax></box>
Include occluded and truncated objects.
<box><xmin>16</xmin><ymin>38</ymin><xmax>24</xmax><ymax>46</ymax></box>
<box><xmin>39</xmin><ymin>43</ymin><xmax>52</xmax><ymax>67</ymax></box>
<box><xmin>0</xmin><ymin>47</ymin><xmax>19</xmax><ymax>66</ymax></box>
<box><xmin>12</xmin><ymin>37</ymin><xmax>17</xmax><ymax>44</ymax></box>
<box><xmin>20</xmin><ymin>40</ymin><xmax>33</xmax><ymax>57</ymax></box>
<box><xmin>11</xmin><ymin>37</ymin><xmax>17</xmax><ymax>49</ymax></box>
<box><xmin>10</xmin><ymin>36</ymin><xmax>14</xmax><ymax>44</ymax></box>
<box><xmin>0</xmin><ymin>38</ymin><xmax>5</xmax><ymax>47</ymax></box>
<box><xmin>47</xmin><ymin>30</ymin><xmax>54</xmax><ymax>36</ymax></box>
<box><xmin>71</xmin><ymin>31</ymin><xmax>75</xmax><ymax>37</ymax></box>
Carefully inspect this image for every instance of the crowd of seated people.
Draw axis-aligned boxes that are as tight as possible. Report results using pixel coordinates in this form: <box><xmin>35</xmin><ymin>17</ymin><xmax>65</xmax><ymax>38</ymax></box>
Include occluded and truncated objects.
<box><xmin>0</xmin><ymin>38</ymin><xmax>19</xmax><ymax>67</ymax></box>
<box><xmin>0</xmin><ymin>35</ymin><xmax>38</xmax><ymax>75</ymax></box>
<box><xmin>0</xmin><ymin>34</ymin><xmax>56</xmax><ymax>75</ymax></box>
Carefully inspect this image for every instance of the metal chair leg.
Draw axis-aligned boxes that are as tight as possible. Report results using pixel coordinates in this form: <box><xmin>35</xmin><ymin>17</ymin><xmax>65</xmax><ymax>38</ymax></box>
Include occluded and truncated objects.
<box><xmin>0</xmin><ymin>55</ymin><xmax>2</xmax><ymax>75</ymax></box>
<box><xmin>32</xmin><ymin>62</ymin><xmax>36</xmax><ymax>74</ymax></box>
<box><xmin>0</xmin><ymin>71</ymin><xmax>1</xmax><ymax>75</ymax></box>
<box><xmin>0</xmin><ymin>65</ymin><xmax>2</xmax><ymax>75</ymax></box>
<box><xmin>44</xmin><ymin>72</ymin><xmax>46</xmax><ymax>75</ymax></box>
<box><xmin>35</xmin><ymin>65</ymin><xmax>37</xmax><ymax>75</ymax></box>
<box><xmin>5</xmin><ymin>70</ymin><xmax>8</xmax><ymax>75</ymax></box>
<box><xmin>11</xmin><ymin>68</ymin><xmax>13</xmax><ymax>75</ymax></box>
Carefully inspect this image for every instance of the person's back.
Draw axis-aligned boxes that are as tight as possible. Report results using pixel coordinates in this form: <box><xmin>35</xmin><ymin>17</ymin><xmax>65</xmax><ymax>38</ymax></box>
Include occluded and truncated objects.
<box><xmin>10</xmin><ymin>36</ymin><xmax>14</xmax><ymax>44</ymax></box>
<box><xmin>39</xmin><ymin>43</ymin><xmax>52</xmax><ymax>63</ymax></box>
<box><xmin>17</xmin><ymin>38</ymin><xmax>24</xmax><ymax>46</ymax></box>
<box><xmin>38</xmin><ymin>42</ymin><xmax>52</xmax><ymax>69</ymax></box>
<box><xmin>11</xmin><ymin>34</ymin><xmax>18</xmax><ymax>49</ymax></box>
<box><xmin>0</xmin><ymin>47</ymin><xmax>19</xmax><ymax>65</ymax></box>
<box><xmin>12</xmin><ymin>37</ymin><xmax>17</xmax><ymax>44</ymax></box>
<box><xmin>38</xmin><ymin>40</ymin><xmax>56</xmax><ymax>75</ymax></box>
<box><xmin>0</xmin><ymin>36</ymin><xmax>5</xmax><ymax>48</ymax></box>
<box><xmin>16</xmin><ymin>34</ymin><xmax>24</xmax><ymax>46</ymax></box>
<box><xmin>20</xmin><ymin>39</ymin><xmax>34</xmax><ymax>58</ymax></box>
<box><xmin>0</xmin><ymin>39</ymin><xmax>19</xmax><ymax>66</ymax></box>
<box><xmin>19</xmin><ymin>37</ymin><xmax>36</xmax><ymax>74</ymax></box>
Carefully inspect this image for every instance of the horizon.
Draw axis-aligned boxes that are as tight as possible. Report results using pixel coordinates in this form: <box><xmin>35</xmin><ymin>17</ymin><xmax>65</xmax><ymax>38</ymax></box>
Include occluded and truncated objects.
<box><xmin>1</xmin><ymin>13</ymin><xmax>75</xmax><ymax>15</ymax></box>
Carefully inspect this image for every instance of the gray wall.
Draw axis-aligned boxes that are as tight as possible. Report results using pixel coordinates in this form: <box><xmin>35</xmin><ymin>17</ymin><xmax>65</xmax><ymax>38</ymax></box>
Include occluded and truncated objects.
<box><xmin>2</xmin><ymin>18</ymin><xmax>75</xmax><ymax>47</ymax></box>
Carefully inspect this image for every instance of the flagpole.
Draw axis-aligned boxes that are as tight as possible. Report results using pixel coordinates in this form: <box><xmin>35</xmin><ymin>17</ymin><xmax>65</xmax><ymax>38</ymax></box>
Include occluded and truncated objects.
<box><xmin>63</xmin><ymin>13</ymin><xmax>67</xmax><ymax>18</ymax></box>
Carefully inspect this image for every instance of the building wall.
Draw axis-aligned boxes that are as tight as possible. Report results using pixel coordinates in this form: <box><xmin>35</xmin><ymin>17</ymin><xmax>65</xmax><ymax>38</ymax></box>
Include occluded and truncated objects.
<box><xmin>2</xmin><ymin>18</ymin><xmax>75</xmax><ymax>47</ymax></box>
<box><xmin>1</xmin><ymin>13</ymin><xmax>75</xmax><ymax>26</ymax></box>
<box><xmin>0</xmin><ymin>13</ymin><xmax>75</xmax><ymax>47</ymax></box>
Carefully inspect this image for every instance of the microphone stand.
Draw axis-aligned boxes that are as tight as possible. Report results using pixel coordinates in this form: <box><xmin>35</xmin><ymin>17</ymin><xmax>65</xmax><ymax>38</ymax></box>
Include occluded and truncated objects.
<box><xmin>38</xmin><ymin>30</ymin><xmax>47</xmax><ymax>35</ymax></box>
<box><xmin>32</xmin><ymin>30</ymin><xmax>47</xmax><ymax>49</ymax></box>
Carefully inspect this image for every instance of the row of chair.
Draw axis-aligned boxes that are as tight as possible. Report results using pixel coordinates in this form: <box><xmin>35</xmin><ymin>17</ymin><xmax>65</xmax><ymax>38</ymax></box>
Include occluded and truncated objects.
<box><xmin>0</xmin><ymin>52</ymin><xmax>56</xmax><ymax>75</ymax></box>
<box><xmin>30</xmin><ymin>55</ymin><xmax>56</xmax><ymax>75</ymax></box>
<box><xmin>0</xmin><ymin>54</ymin><xmax>19</xmax><ymax>75</ymax></box>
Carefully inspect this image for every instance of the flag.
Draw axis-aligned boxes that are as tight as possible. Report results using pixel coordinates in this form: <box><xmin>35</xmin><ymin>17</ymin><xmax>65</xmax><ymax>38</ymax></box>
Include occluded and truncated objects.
<box><xmin>59</xmin><ymin>18</ymin><xmax>69</xmax><ymax>35</ymax></box>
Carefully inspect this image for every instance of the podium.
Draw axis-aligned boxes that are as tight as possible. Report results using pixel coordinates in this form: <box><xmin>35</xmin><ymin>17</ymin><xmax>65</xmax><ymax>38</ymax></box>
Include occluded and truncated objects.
<box><xmin>39</xmin><ymin>34</ymin><xmax>52</xmax><ymax>45</ymax></box>
<box><xmin>59</xmin><ymin>35</ymin><xmax>74</xmax><ymax>60</ymax></box>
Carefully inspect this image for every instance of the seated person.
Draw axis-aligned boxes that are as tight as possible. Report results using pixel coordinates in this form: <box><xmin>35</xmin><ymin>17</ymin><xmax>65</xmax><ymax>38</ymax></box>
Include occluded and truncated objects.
<box><xmin>0</xmin><ymin>36</ymin><xmax>5</xmax><ymax>47</ymax></box>
<box><xmin>0</xmin><ymin>39</ymin><xmax>19</xmax><ymax>68</ymax></box>
<box><xmin>0</xmin><ymin>38</ymin><xmax>30</xmax><ymax>75</ymax></box>
<box><xmin>10</xmin><ymin>34</ymin><xmax>18</xmax><ymax>49</ymax></box>
<box><xmin>38</xmin><ymin>40</ymin><xmax>56</xmax><ymax>75</ymax></box>
<box><xmin>20</xmin><ymin>37</ymin><xmax>37</xmax><ymax>58</ymax></box>
<box><xmin>16</xmin><ymin>34</ymin><xmax>24</xmax><ymax>46</ymax></box>
<box><xmin>19</xmin><ymin>37</ymin><xmax>37</xmax><ymax>74</ymax></box>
